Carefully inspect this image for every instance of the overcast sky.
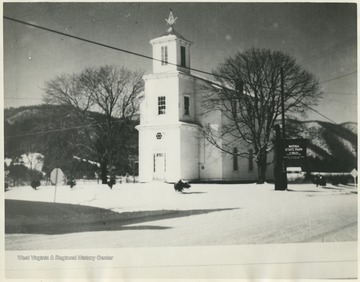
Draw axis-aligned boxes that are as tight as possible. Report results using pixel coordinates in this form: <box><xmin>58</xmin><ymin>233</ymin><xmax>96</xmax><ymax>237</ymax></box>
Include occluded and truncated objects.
<box><xmin>3</xmin><ymin>2</ymin><xmax>357</xmax><ymax>123</ymax></box>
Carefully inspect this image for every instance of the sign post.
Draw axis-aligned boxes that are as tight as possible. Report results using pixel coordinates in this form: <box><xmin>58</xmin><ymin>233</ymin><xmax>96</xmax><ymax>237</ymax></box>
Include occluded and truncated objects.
<box><xmin>50</xmin><ymin>168</ymin><xmax>65</xmax><ymax>203</ymax></box>
<box><xmin>276</xmin><ymin>138</ymin><xmax>307</xmax><ymax>191</ymax></box>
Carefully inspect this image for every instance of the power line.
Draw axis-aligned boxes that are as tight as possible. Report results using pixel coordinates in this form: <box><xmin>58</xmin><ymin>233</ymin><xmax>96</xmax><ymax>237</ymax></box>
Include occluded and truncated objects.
<box><xmin>297</xmin><ymin>101</ymin><xmax>337</xmax><ymax>124</ymax></box>
<box><xmin>4</xmin><ymin>118</ymin><xmax>126</xmax><ymax>139</ymax></box>
<box><xmin>5</xmin><ymin>15</ymin><xmax>357</xmax><ymax>89</ymax></box>
<box><xmin>4</xmin><ymin>16</ymin><xmax>349</xmax><ymax>126</ymax></box>
<box><xmin>300</xmin><ymin>36</ymin><xmax>356</xmax><ymax>65</ymax></box>
<box><xmin>5</xmin><ymin>123</ymin><xmax>88</xmax><ymax>139</ymax></box>
<box><xmin>3</xmin><ymin>16</ymin><xmax>215</xmax><ymax>79</ymax></box>
<box><xmin>288</xmin><ymin>71</ymin><xmax>358</xmax><ymax>123</ymax></box>
<box><xmin>325</xmin><ymin>91</ymin><xmax>356</xmax><ymax>96</ymax></box>
<box><xmin>6</xmin><ymin>3</ymin><xmax>154</xmax><ymax>29</ymax></box>
<box><xmin>324</xmin><ymin>98</ymin><xmax>356</xmax><ymax>105</ymax></box>
<box><xmin>3</xmin><ymin>102</ymin><xmax>340</xmax><ymax>139</ymax></box>
<box><xmin>319</xmin><ymin>70</ymin><xmax>357</xmax><ymax>84</ymax></box>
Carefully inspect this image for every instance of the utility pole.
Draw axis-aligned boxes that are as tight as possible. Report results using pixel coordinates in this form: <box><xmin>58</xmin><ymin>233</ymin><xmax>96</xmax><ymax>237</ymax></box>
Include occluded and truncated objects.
<box><xmin>280</xmin><ymin>67</ymin><xmax>286</xmax><ymax>139</ymax></box>
<box><xmin>274</xmin><ymin>68</ymin><xmax>288</xmax><ymax>190</ymax></box>
<box><xmin>274</xmin><ymin>124</ymin><xmax>284</xmax><ymax>190</ymax></box>
<box><xmin>280</xmin><ymin>67</ymin><xmax>288</xmax><ymax>189</ymax></box>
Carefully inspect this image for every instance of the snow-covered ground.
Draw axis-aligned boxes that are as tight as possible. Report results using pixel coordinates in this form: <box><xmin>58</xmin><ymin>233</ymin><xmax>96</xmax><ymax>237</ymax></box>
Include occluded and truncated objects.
<box><xmin>5</xmin><ymin>181</ymin><xmax>358</xmax><ymax>250</ymax></box>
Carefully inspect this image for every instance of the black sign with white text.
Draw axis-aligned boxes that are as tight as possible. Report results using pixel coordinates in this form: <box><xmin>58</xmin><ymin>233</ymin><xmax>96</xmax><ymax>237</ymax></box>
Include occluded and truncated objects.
<box><xmin>283</xmin><ymin>139</ymin><xmax>307</xmax><ymax>159</ymax></box>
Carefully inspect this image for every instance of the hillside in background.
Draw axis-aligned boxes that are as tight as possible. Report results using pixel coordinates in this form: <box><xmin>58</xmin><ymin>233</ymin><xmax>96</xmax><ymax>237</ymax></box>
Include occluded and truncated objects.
<box><xmin>286</xmin><ymin>120</ymin><xmax>357</xmax><ymax>172</ymax></box>
<box><xmin>4</xmin><ymin>104</ymin><xmax>139</xmax><ymax>184</ymax></box>
<box><xmin>4</xmin><ymin>105</ymin><xmax>358</xmax><ymax>182</ymax></box>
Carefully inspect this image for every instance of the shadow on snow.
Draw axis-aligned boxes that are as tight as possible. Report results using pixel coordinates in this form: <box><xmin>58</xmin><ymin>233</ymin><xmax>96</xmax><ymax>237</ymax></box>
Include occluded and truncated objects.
<box><xmin>180</xmin><ymin>191</ymin><xmax>207</xmax><ymax>194</ymax></box>
<box><xmin>5</xmin><ymin>200</ymin><xmax>237</xmax><ymax>235</ymax></box>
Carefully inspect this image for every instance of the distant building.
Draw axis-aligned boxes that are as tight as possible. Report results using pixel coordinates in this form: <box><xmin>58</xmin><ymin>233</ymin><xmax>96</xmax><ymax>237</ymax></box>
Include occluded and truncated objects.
<box><xmin>136</xmin><ymin>11</ymin><xmax>273</xmax><ymax>182</ymax></box>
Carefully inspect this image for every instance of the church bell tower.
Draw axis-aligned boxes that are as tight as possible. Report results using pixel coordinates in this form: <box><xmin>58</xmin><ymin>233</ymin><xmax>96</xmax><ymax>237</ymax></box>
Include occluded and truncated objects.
<box><xmin>136</xmin><ymin>10</ymin><xmax>200</xmax><ymax>183</ymax></box>
<box><xmin>150</xmin><ymin>10</ymin><xmax>192</xmax><ymax>74</ymax></box>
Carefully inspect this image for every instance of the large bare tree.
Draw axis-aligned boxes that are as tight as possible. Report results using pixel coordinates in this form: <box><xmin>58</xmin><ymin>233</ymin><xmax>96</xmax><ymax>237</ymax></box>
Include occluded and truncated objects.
<box><xmin>202</xmin><ymin>48</ymin><xmax>322</xmax><ymax>183</ymax></box>
<box><xmin>44</xmin><ymin>65</ymin><xmax>144</xmax><ymax>184</ymax></box>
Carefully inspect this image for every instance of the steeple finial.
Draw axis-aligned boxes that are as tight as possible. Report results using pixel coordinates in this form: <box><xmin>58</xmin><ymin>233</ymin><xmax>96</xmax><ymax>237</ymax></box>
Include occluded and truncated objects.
<box><xmin>165</xmin><ymin>9</ymin><xmax>177</xmax><ymax>27</ymax></box>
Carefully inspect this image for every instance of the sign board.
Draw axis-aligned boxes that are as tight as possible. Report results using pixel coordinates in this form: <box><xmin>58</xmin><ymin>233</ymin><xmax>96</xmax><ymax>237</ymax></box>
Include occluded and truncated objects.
<box><xmin>350</xmin><ymin>169</ymin><xmax>358</xmax><ymax>178</ymax></box>
<box><xmin>283</xmin><ymin>139</ymin><xmax>307</xmax><ymax>160</ymax></box>
<box><xmin>50</xmin><ymin>168</ymin><xmax>65</xmax><ymax>185</ymax></box>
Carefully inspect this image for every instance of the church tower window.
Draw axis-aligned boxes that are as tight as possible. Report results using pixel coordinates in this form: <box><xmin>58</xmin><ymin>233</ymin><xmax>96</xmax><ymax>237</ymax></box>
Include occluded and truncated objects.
<box><xmin>184</xmin><ymin>96</ymin><xmax>190</xmax><ymax>115</ymax></box>
<box><xmin>158</xmin><ymin>96</ymin><xmax>166</xmax><ymax>115</ymax></box>
<box><xmin>181</xmin><ymin>46</ymin><xmax>186</xmax><ymax>67</ymax></box>
<box><xmin>161</xmin><ymin>46</ymin><xmax>168</xmax><ymax>65</ymax></box>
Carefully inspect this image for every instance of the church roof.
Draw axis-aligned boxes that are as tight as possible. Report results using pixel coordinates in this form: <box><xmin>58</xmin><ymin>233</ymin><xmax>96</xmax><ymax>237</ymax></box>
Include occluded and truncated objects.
<box><xmin>159</xmin><ymin>26</ymin><xmax>191</xmax><ymax>43</ymax></box>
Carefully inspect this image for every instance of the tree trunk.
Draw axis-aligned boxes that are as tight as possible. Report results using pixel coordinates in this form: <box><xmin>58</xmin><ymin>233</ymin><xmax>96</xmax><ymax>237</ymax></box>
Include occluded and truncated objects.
<box><xmin>100</xmin><ymin>160</ymin><xmax>108</xmax><ymax>184</ymax></box>
<box><xmin>256</xmin><ymin>148</ymin><xmax>268</xmax><ymax>184</ymax></box>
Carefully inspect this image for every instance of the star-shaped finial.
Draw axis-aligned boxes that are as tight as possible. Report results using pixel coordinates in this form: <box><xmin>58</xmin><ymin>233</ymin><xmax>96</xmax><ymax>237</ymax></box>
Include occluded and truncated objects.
<box><xmin>165</xmin><ymin>9</ymin><xmax>177</xmax><ymax>26</ymax></box>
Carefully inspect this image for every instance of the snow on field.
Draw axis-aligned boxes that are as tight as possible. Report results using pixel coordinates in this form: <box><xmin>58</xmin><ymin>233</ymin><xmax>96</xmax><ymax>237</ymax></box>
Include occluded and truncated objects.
<box><xmin>5</xmin><ymin>181</ymin><xmax>358</xmax><ymax>250</ymax></box>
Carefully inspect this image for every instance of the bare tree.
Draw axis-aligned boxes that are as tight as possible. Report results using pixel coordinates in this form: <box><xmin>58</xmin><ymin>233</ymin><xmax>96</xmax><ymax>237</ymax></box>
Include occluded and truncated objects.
<box><xmin>44</xmin><ymin>65</ymin><xmax>144</xmax><ymax>184</ymax></box>
<box><xmin>202</xmin><ymin>48</ymin><xmax>322</xmax><ymax>183</ymax></box>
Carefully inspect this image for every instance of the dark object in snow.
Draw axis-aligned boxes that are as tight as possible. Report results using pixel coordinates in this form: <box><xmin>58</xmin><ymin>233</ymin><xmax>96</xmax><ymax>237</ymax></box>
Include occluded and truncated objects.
<box><xmin>315</xmin><ymin>174</ymin><xmax>326</xmax><ymax>187</ymax></box>
<box><xmin>30</xmin><ymin>180</ymin><xmax>41</xmax><ymax>190</ymax></box>
<box><xmin>125</xmin><ymin>173</ymin><xmax>130</xmax><ymax>183</ymax></box>
<box><xmin>108</xmin><ymin>177</ymin><xmax>116</xmax><ymax>189</ymax></box>
<box><xmin>67</xmin><ymin>179</ymin><xmax>76</xmax><ymax>188</ymax></box>
<box><xmin>174</xmin><ymin>180</ymin><xmax>191</xmax><ymax>192</ymax></box>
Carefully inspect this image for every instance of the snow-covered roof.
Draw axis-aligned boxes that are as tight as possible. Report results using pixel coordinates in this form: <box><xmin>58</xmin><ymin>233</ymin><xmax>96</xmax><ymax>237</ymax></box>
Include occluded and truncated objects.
<box><xmin>159</xmin><ymin>27</ymin><xmax>192</xmax><ymax>43</ymax></box>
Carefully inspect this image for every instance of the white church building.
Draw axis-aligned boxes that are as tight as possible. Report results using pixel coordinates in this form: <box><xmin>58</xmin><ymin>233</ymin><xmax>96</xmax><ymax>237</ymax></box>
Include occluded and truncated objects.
<box><xmin>136</xmin><ymin>12</ymin><xmax>272</xmax><ymax>183</ymax></box>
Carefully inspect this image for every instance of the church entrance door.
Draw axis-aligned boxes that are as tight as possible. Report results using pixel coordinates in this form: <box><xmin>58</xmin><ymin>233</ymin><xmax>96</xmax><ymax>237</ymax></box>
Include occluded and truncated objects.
<box><xmin>153</xmin><ymin>153</ymin><xmax>166</xmax><ymax>180</ymax></box>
